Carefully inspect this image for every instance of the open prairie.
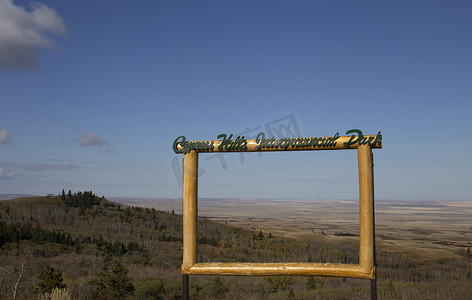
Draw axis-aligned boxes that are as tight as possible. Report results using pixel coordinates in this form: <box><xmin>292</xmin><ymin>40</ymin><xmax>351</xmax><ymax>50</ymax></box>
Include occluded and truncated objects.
<box><xmin>113</xmin><ymin>198</ymin><xmax>472</xmax><ymax>261</ymax></box>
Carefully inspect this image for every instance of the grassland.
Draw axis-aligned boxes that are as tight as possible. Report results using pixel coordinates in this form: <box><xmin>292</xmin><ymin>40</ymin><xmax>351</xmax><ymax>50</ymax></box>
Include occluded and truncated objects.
<box><xmin>1</xmin><ymin>194</ymin><xmax>470</xmax><ymax>299</ymax></box>
<box><xmin>115</xmin><ymin>198</ymin><xmax>472</xmax><ymax>262</ymax></box>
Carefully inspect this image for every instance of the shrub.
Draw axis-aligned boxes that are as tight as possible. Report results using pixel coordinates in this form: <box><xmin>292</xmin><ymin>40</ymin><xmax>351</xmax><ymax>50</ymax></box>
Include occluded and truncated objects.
<box><xmin>134</xmin><ymin>278</ymin><xmax>165</xmax><ymax>300</ymax></box>
<box><xmin>37</xmin><ymin>288</ymin><xmax>73</xmax><ymax>300</ymax></box>
<box><xmin>34</xmin><ymin>265</ymin><xmax>66</xmax><ymax>295</ymax></box>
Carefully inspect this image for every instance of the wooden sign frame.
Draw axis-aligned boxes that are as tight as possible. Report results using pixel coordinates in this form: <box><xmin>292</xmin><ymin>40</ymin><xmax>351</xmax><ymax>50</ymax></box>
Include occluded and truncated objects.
<box><xmin>174</xmin><ymin>130</ymin><xmax>381</xmax><ymax>298</ymax></box>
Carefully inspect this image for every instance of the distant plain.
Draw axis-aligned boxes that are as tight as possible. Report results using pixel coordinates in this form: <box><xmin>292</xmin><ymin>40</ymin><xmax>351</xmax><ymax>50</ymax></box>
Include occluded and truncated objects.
<box><xmin>113</xmin><ymin>197</ymin><xmax>472</xmax><ymax>261</ymax></box>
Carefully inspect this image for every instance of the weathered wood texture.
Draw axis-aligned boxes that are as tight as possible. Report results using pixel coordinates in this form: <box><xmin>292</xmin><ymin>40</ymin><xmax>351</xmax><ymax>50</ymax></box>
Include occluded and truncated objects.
<box><xmin>182</xmin><ymin>262</ymin><xmax>375</xmax><ymax>279</ymax></box>
<box><xmin>182</xmin><ymin>151</ymin><xmax>198</xmax><ymax>269</ymax></box>
<box><xmin>175</xmin><ymin>134</ymin><xmax>381</xmax><ymax>153</ymax></box>
<box><xmin>180</xmin><ymin>136</ymin><xmax>377</xmax><ymax>281</ymax></box>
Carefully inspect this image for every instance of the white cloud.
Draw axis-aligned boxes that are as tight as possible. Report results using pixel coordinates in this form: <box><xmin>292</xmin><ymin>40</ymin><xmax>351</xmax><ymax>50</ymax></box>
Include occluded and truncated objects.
<box><xmin>0</xmin><ymin>160</ymin><xmax>78</xmax><ymax>181</ymax></box>
<box><xmin>0</xmin><ymin>167</ymin><xmax>18</xmax><ymax>180</ymax></box>
<box><xmin>0</xmin><ymin>0</ymin><xmax>67</xmax><ymax>72</ymax></box>
<box><xmin>0</xmin><ymin>129</ymin><xmax>12</xmax><ymax>144</ymax></box>
<box><xmin>76</xmin><ymin>133</ymin><xmax>111</xmax><ymax>147</ymax></box>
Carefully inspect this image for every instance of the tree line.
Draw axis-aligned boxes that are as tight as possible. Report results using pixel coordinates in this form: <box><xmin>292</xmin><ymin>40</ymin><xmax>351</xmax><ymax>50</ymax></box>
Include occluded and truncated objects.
<box><xmin>61</xmin><ymin>190</ymin><xmax>101</xmax><ymax>209</ymax></box>
<box><xmin>0</xmin><ymin>221</ymin><xmax>142</xmax><ymax>256</ymax></box>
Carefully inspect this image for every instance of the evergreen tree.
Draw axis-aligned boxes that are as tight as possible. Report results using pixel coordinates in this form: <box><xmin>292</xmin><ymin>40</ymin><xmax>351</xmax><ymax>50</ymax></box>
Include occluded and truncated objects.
<box><xmin>90</xmin><ymin>251</ymin><xmax>135</xmax><ymax>299</ymax></box>
<box><xmin>208</xmin><ymin>277</ymin><xmax>228</xmax><ymax>297</ymax></box>
<box><xmin>306</xmin><ymin>277</ymin><xmax>323</xmax><ymax>290</ymax></box>
<box><xmin>67</xmin><ymin>190</ymin><xmax>72</xmax><ymax>206</ymax></box>
<box><xmin>34</xmin><ymin>265</ymin><xmax>66</xmax><ymax>294</ymax></box>
<box><xmin>258</xmin><ymin>229</ymin><xmax>264</xmax><ymax>239</ymax></box>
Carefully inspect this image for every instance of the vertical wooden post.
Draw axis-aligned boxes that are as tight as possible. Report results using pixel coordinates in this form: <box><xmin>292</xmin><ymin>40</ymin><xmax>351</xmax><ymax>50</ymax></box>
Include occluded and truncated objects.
<box><xmin>182</xmin><ymin>151</ymin><xmax>198</xmax><ymax>299</ymax></box>
<box><xmin>358</xmin><ymin>145</ymin><xmax>376</xmax><ymax>299</ymax></box>
<box><xmin>182</xmin><ymin>151</ymin><xmax>198</xmax><ymax>268</ymax></box>
<box><xmin>370</xmin><ymin>152</ymin><xmax>377</xmax><ymax>300</ymax></box>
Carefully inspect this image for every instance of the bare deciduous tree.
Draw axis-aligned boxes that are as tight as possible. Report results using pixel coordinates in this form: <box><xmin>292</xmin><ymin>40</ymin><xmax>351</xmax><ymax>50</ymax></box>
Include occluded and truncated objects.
<box><xmin>0</xmin><ymin>259</ymin><xmax>28</xmax><ymax>299</ymax></box>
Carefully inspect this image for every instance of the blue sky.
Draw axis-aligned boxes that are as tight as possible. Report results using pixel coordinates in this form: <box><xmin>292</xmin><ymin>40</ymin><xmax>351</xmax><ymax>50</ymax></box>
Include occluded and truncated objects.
<box><xmin>1</xmin><ymin>0</ymin><xmax>471</xmax><ymax>201</ymax></box>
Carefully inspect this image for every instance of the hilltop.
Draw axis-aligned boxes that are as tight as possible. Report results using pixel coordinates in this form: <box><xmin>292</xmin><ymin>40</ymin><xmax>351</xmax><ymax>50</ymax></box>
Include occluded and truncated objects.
<box><xmin>0</xmin><ymin>193</ymin><xmax>471</xmax><ymax>299</ymax></box>
<box><xmin>0</xmin><ymin>194</ymin><xmax>38</xmax><ymax>200</ymax></box>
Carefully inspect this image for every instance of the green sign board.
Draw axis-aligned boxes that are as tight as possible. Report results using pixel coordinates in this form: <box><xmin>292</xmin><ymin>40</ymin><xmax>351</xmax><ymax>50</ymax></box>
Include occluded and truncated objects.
<box><xmin>173</xmin><ymin>129</ymin><xmax>382</xmax><ymax>154</ymax></box>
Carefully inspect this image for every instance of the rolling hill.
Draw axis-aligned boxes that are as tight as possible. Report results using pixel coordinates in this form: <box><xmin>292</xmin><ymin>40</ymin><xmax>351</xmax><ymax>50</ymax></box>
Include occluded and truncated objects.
<box><xmin>1</xmin><ymin>192</ymin><xmax>470</xmax><ymax>299</ymax></box>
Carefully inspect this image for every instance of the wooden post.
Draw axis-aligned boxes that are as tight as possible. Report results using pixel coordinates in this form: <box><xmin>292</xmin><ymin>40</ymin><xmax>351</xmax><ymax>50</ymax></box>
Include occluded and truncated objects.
<box><xmin>370</xmin><ymin>152</ymin><xmax>377</xmax><ymax>300</ymax></box>
<box><xmin>182</xmin><ymin>151</ymin><xmax>198</xmax><ymax>269</ymax></box>
<box><xmin>358</xmin><ymin>145</ymin><xmax>376</xmax><ymax>299</ymax></box>
<box><xmin>182</xmin><ymin>151</ymin><xmax>198</xmax><ymax>299</ymax></box>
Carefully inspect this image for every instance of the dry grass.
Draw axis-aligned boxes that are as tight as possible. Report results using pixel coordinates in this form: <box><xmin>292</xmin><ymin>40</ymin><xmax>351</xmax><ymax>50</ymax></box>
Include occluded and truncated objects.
<box><xmin>38</xmin><ymin>288</ymin><xmax>73</xmax><ymax>300</ymax></box>
<box><xmin>116</xmin><ymin>198</ymin><xmax>472</xmax><ymax>262</ymax></box>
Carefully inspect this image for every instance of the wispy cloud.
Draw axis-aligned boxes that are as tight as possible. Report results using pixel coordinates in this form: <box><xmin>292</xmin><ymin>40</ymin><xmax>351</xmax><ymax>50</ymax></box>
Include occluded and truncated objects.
<box><xmin>0</xmin><ymin>0</ymin><xmax>67</xmax><ymax>72</ymax></box>
<box><xmin>0</xmin><ymin>168</ymin><xmax>18</xmax><ymax>180</ymax></box>
<box><xmin>282</xmin><ymin>177</ymin><xmax>341</xmax><ymax>182</ymax></box>
<box><xmin>76</xmin><ymin>133</ymin><xmax>110</xmax><ymax>147</ymax></box>
<box><xmin>46</xmin><ymin>158</ymin><xmax>99</xmax><ymax>164</ymax></box>
<box><xmin>0</xmin><ymin>129</ymin><xmax>12</xmax><ymax>144</ymax></box>
<box><xmin>0</xmin><ymin>161</ymin><xmax>78</xmax><ymax>172</ymax></box>
<box><xmin>0</xmin><ymin>160</ymin><xmax>78</xmax><ymax>181</ymax></box>
<box><xmin>76</xmin><ymin>133</ymin><xmax>115</xmax><ymax>153</ymax></box>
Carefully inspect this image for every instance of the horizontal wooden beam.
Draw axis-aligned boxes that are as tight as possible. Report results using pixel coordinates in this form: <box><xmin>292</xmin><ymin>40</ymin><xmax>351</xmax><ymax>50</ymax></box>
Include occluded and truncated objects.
<box><xmin>174</xmin><ymin>131</ymin><xmax>382</xmax><ymax>154</ymax></box>
<box><xmin>182</xmin><ymin>262</ymin><xmax>375</xmax><ymax>279</ymax></box>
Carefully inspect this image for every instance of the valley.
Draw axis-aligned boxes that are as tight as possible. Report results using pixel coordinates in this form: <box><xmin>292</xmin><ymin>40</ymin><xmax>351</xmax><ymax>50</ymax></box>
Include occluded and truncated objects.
<box><xmin>114</xmin><ymin>197</ymin><xmax>472</xmax><ymax>261</ymax></box>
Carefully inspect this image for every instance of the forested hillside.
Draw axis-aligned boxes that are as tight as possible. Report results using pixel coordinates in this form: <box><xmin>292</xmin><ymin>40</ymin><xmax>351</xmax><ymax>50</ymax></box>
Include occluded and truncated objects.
<box><xmin>0</xmin><ymin>192</ymin><xmax>470</xmax><ymax>299</ymax></box>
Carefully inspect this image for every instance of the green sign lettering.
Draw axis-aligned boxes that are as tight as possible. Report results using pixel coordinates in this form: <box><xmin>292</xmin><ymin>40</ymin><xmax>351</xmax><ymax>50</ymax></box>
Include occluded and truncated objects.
<box><xmin>217</xmin><ymin>134</ymin><xmax>248</xmax><ymax>151</ymax></box>
<box><xmin>173</xmin><ymin>129</ymin><xmax>381</xmax><ymax>153</ymax></box>
<box><xmin>173</xmin><ymin>135</ymin><xmax>214</xmax><ymax>154</ymax></box>
<box><xmin>343</xmin><ymin>129</ymin><xmax>382</xmax><ymax>149</ymax></box>
<box><xmin>254</xmin><ymin>132</ymin><xmax>340</xmax><ymax>151</ymax></box>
